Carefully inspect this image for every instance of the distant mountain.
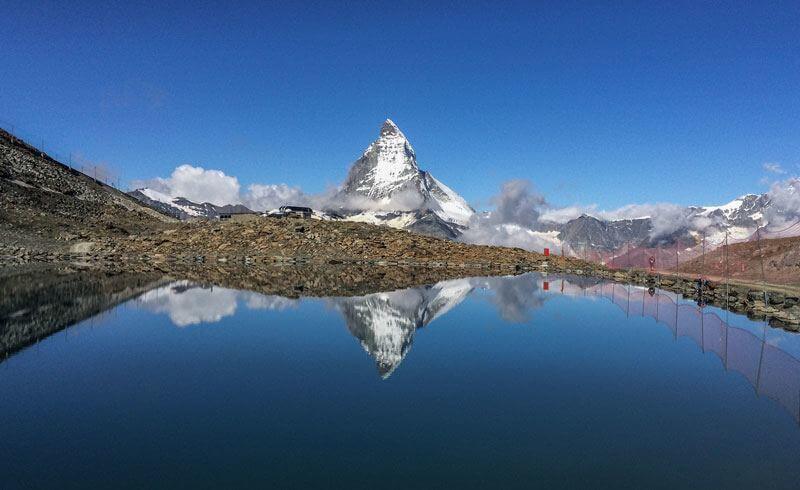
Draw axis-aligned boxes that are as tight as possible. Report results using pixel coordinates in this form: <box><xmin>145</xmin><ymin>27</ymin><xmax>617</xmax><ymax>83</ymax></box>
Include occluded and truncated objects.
<box><xmin>128</xmin><ymin>188</ymin><xmax>254</xmax><ymax>220</ymax></box>
<box><xmin>557</xmin><ymin>215</ymin><xmax>653</xmax><ymax>251</ymax></box>
<box><xmin>556</xmin><ymin>194</ymin><xmax>774</xmax><ymax>252</ymax></box>
<box><xmin>333</xmin><ymin>119</ymin><xmax>475</xmax><ymax>239</ymax></box>
<box><xmin>688</xmin><ymin>193</ymin><xmax>771</xmax><ymax>229</ymax></box>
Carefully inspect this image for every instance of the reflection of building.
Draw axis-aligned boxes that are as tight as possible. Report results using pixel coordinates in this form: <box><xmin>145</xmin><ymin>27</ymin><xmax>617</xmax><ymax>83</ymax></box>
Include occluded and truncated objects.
<box><xmin>554</xmin><ymin>279</ymin><xmax>800</xmax><ymax>424</ymax></box>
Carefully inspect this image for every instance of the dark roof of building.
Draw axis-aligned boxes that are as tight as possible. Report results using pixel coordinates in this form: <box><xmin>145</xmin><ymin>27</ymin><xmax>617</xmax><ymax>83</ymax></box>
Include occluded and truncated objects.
<box><xmin>279</xmin><ymin>206</ymin><xmax>313</xmax><ymax>212</ymax></box>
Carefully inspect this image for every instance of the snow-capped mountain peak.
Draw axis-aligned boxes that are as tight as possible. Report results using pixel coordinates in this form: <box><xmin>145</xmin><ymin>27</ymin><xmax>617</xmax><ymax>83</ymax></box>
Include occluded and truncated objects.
<box><xmin>337</xmin><ymin>119</ymin><xmax>475</xmax><ymax>233</ymax></box>
<box><xmin>344</xmin><ymin>119</ymin><xmax>420</xmax><ymax>200</ymax></box>
<box><xmin>694</xmin><ymin>193</ymin><xmax>769</xmax><ymax>227</ymax></box>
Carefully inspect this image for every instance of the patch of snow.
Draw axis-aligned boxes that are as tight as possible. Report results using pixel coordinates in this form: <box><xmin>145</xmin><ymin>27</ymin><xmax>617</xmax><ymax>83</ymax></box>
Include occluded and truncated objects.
<box><xmin>140</xmin><ymin>187</ymin><xmax>202</xmax><ymax>216</ymax></box>
<box><xmin>345</xmin><ymin>211</ymin><xmax>418</xmax><ymax>230</ymax></box>
<box><xmin>427</xmin><ymin>174</ymin><xmax>474</xmax><ymax>226</ymax></box>
<box><xmin>140</xmin><ymin>187</ymin><xmax>173</xmax><ymax>203</ymax></box>
<box><xmin>698</xmin><ymin>195</ymin><xmax>756</xmax><ymax>217</ymax></box>
<box><xmin>356</xmin><ymin>122</ymin><xmax>419</xmax><ymax>198</ymax></box>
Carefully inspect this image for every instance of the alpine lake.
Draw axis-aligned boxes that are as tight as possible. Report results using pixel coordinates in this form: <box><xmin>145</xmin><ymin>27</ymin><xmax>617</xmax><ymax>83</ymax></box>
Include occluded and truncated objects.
<box><xmin>2</xmin><ymin>267</ymin><xmax>800</xmax><ymax>489</ymax></box>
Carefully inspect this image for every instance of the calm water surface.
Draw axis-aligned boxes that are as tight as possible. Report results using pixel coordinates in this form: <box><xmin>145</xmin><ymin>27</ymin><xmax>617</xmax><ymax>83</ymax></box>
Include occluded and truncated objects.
<box><xmin>2</xmin><ymin>272</ymin><xmax>800</xmax><ymax>489</ymax></box>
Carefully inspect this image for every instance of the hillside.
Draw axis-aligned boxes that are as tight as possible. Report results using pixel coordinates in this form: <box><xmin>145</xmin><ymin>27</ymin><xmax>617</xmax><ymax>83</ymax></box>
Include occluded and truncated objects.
<box><xmin>90</xmin><ymin>217</ymin><xmax>572</xmax><ymax>270</ymax></box>
<box><xmin>0</xmin><ymin>127</ymin><xmax>566</xmax><ymax>270</ymax></box>
<box><xmin>0</xmin><ymin>127</ymin><xmax>174</xmax><ymax>260</ymax></box>
<box><xmin>678</xmin><ymin>235</ymin><xmax>800</xmax><ymax>286</ymax></box>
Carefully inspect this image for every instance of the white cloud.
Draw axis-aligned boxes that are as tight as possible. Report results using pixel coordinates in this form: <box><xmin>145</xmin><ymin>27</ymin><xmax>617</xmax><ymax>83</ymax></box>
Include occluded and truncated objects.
<box><xmin>245</xmin><ymin>183</ymin><xmax>309</xmax><ymax>211</ymax></box>
<box><xmin>243</xmin><ymin>293</ymin><xmax>299</xmax><ymax>311</ymax></box>
<box><xmin>134</xmin><ymin>164</ymin><xmax>312</xmax><ymax>211</ymax></box>
<box><xmin>137</xmin><ymin>164</ymin><xmax>242</xmax><ymax>206</ymax></box>
<box><xmin>459</xmin><ymin>180</ymin><xmax>560</xmax><ymax>251</ymax></box>
<box><xmin>138</xmin><ymin>282</ymin><xmax>304</xmax><ymax>327</ymax></box>
<box><xmin>460</xmin><ymin>223</ymin><xmax>560</xmax><ymax>251</ymax></box>
<box><xmin>539</xmin><ymin>205</ymin><xmax>596</xmax><ymax>224</ymax></box>
<box><xmin>764</xmin><ymin>176</ymin><xmax>800</xmax><ymax>228</ymax></box>
<box><xmin>763</xmin><ymin>162</ymin><xmax>786</xmax><ymax>175</ymax></box>
<box><xmin>138</xmin><ymin>282</ymin><xmax>239</xmax><ymax>327</ymax></box>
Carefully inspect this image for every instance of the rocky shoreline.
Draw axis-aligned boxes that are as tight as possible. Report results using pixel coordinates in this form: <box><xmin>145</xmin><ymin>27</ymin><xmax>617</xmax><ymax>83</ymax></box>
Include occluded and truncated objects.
<box><xmin>5</xmin><ymin>254</ymin><xmax>798</xmax><ymax>331</ymax></box>
<box><xmin>2</xmin><ymin>217</ymin><xmax>799</xmax><ymax>330</ymax></box>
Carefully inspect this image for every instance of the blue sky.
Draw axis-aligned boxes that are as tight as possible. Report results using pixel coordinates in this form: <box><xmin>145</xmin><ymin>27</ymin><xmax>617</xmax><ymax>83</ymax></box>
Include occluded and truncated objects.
<box><xmin>1</xmin><ymin>0</ymin><xmax>799</xmax><ymax>209</ymax></box>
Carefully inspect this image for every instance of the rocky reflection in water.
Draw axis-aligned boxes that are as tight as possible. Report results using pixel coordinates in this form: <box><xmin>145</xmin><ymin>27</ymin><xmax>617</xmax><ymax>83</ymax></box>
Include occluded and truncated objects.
<box><xmin>0</xmin><ymin>267</ymin><xmax>168</xmax><ymax>358</ymax></box>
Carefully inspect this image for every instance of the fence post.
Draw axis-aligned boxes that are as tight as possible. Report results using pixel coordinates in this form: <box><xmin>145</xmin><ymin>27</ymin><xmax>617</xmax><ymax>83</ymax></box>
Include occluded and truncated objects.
<box><xmin>701</xmin><ymin>230</ymin><xmax>706</xmax><ymax>279</ymax></box>
<box><xmin>627</xmin><ymin>243</ymin><xmax>631</xmax><ymax>271</ymax></box>
<box><xmin>724</xmin><ymin>231</ymin><xmax>729</xmax><ymax>283</ymax></box>
<box><xmin>755</xmin><ymin>225</ymin><xmax>767</xmax><ymax>303</ymax></box>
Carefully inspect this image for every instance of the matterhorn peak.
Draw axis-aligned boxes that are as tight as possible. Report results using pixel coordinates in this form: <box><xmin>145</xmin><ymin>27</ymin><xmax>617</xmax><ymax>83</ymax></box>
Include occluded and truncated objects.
<box><xmin>380</xmin><ymin>118</ymin><xmax>403</xmax><ymax>137</ymax></box>
<box><xmin>336</xmin><ymin>119</ymin><xmax>475</xmax><ymax>230</ymax></box>
<box><xmin>340</xmin><ymin>119</ymin><xmax>420</xmax><ymax>200</ymax></box>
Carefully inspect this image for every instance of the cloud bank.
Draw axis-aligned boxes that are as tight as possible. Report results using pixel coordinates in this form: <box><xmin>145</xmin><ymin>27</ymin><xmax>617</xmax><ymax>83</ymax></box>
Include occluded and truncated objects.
<box><xmin>764</xmin><ymin>177</ymin><xmax>800</xmax><ymax>228</ymax></box>
<box><xmin>135</xmin><ymin>162</ymin><xmax>798</xmax><ymax>251</ymax></box>
<box><xmin>133</xmin><ymin>164</ymin><xmax>311</xmax><ymax>210</ymax></box>
<box><xmin>138</xmin><ymin>282</ymin><xmax>300</xmax><ymax>327</ymax></box>
<box><xmin>460</xmin><ymin>180</ymin><xmax>560</xmax><ymax>251</ymax></box>
<box><xmin>134</xmin><ymin>164</ymin><xmax>432</xmax><ymax>212</ymax></box>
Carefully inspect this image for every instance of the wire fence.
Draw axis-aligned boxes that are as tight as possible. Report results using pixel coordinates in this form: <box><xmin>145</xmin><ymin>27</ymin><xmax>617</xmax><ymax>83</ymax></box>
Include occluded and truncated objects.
<box><xmin>560</xmin><ymin>218</ymin><xmax>800</xmax><ymax>287</ymax></box>
<box><xmin>546</xmin><ymin>279</ymin><xmax>800</xmax><ymax>424</ymax></box>
<box><xmin>0</xmin><ymin>118</ymin><xmax>124</xmax><ymax>190</ymax></box>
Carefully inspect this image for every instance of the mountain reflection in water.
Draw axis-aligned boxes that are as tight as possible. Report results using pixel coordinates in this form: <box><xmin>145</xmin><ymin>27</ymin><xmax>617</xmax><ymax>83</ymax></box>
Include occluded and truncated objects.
<box><xmin>106</xmin><ymin>275</ymin><xmax>800</xmax><ymax>423</ymax></box>
<box><xmin>3</xmin><ymin>271</ymin><xmax>800</xmax><ymax>424</ymax></box>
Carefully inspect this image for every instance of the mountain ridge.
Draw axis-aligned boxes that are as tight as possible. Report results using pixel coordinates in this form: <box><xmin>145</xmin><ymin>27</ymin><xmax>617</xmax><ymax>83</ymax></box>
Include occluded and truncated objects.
<box><xmin>124</xmin><ymin>120</ymin><xmax>793</xmax><ymax>252</ymax></box>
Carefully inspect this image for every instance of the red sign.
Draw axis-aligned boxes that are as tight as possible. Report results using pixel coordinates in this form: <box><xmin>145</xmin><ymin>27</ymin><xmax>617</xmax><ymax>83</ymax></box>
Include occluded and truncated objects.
<box><xmin>544</xmin><ymin>248</ymin><xmax>550</xmax><ymax>256</ymax></box>
<box><xmin>543</xmin><ymin>281</ymin><xmax>549</xmax><ymax>291</ymax></box>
